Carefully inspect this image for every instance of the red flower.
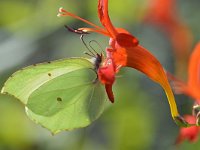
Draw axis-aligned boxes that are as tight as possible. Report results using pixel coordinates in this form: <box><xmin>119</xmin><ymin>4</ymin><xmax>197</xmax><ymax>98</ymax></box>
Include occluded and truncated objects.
<box><xmin>57</xmin><ymin>0</ymin><xmax>192</xmax><ymax>126</ymax></box>
<box><xmin>144</xmin><ymin>0</ymin><xmax>192</xmax><ymax>77</ymax></box>
<box><xmin>176</xmin><ymin>115</ymin><xmax>199</xmax><ymax>144</ymax></box>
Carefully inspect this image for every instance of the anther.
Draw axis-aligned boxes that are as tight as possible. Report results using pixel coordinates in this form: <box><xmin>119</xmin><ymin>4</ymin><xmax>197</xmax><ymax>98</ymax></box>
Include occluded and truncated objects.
<box><xmin>59</xmin><ymin>7</ymin><xmax>66</xmax><ymax>13</ymax></box>
<box><xmin>65</xmin><ymin>25</ymin><xmax>89</xmax><ymax>35</ymax></box>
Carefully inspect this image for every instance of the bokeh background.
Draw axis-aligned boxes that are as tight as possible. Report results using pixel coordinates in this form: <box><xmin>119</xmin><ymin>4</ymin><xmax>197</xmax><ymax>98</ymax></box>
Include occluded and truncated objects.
<box><xmin>1</xmin><ymin>0</ymin><xmax>200</xmax><ymax>149</ymax></box>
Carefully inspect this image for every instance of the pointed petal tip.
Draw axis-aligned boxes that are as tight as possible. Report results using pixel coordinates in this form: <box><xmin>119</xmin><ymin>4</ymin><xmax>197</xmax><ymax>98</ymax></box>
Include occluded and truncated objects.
<box><xmin>107</xmin><ymin>92</ymin><xmax>114</xmax><ymax>103</ymax></box>
<box><xmin>174</xmin><ymin>115</ymin><xmax>195</xmax><ymax>127</ymax></box>
<box><xmin>105</xmin><ymin>84</ymin><xmax>115</xmax><ymax>103</ymax></box>
<box><xmin>109</xmin><ymin>97</ymin><xmax>114</xmax><ymax>103</ymax></box>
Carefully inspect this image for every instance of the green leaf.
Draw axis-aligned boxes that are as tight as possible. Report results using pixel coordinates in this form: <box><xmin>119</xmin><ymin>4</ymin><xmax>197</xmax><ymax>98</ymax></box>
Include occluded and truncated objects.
<box><xmin>1</xmin><ymin>58</ymin><xmax>106</xmax><ymax>133</ymax></box>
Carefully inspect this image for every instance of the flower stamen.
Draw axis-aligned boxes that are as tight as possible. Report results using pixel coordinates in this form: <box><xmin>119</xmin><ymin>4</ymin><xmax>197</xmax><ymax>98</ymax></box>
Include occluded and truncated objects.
<box><xmin>57</xmin><ymin>7</ymin><xmax>108</xmax><ymax>35</ymax></box>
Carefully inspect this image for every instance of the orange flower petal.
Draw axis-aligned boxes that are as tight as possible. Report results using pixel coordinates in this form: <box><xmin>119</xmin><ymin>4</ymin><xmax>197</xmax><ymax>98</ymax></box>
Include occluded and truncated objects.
<box><xmin>167</xmin><ymin>43</ymin><xmax>200</xmax><ymax>103</ymax></box>
<box><xmin>188</xmin><ymin>43</ymin><xmax>200</xmax><ymax>89</ymax></box>
<box><xmin>116</xmin><ymin>33</ymin><xmax>139</xmax><ymax>47</ymax></box>
<box><xmin>180</xmin><ymin>42</ymin><xmax>200</xmax><ymax>100</ymax></box>
<box><xmin>98</xmin><ymin>0</ymin><xmax>118</xmax><ymax>38</ymax></box>
<box><xmin>127</xmin><ymin>46</ymin><xmax>194</xmax><ymax>126</ymax></box>
<box><xmin>110</xmin><ymin>45</ymin><xmax>190</xmax><ymax>126</ymax></box>
<box><xmin>127</xmin><ymin>46</ymin><xmax>179</xmax><ymax>117</ymax></box>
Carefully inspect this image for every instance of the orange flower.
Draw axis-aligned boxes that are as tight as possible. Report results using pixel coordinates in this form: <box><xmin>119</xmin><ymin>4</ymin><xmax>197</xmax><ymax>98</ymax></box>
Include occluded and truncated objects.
<box><xmin>144</xmin><ymin>0</ymin><xmax>192</xmax><ymax>77</ymax></box>
<box><xmin>57</xmin><ymin>0</ymin><xmax>192</xmax><ymax>126</ymax></box>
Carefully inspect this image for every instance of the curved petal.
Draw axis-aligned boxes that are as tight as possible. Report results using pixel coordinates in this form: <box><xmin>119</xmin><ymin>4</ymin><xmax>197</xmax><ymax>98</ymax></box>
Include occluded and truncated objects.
<box><xmin>188</xmin><ymin>42</ymin><xmax>200</xmax><ymax>89</ymax></box>
<box><xmin>166</xmin><ymin>43</ymin><xmax>200</xmax><ymax>101</ymax></box>
<box><xmin>116</xmin><ymin>33</ymin><xmax>139</xmax><ymax>47</ymax></box>
<box><xmin>105</xmin><ymin>84</ymin><xmax>114</xmax><ymax>103</ymax></box>
<box><xmin>98</xmin><ymin>0</ymin><xmax>118</xmax><ymax>38</ymax></box>
<box><xmin>111</xmin><ymin>45</ymin><xmax>191</xmax><ymax>126</ymax></box>
<box><xmin>127</xmin><ymin>46</ymin><xmax>178</xmax><ymax>117</ymax></box>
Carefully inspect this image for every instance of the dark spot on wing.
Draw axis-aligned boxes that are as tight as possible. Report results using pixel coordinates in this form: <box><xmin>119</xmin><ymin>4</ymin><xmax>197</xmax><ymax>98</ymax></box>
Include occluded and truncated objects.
<box><xmin>48</xmin><ymin>73</ymin><xmax>52</xmax><ymax>77</ymax></box>
<box><xmin>57</xmin><ymin>97</ymin><xmax>62</xmax><ymax>102</ymax></box>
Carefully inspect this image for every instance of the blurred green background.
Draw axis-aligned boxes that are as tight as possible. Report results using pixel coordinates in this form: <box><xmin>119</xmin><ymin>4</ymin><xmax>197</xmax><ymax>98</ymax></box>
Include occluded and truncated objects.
<box><xmin>1</xmin><ymin>0</ymin><xmax>200</xmax><ymax>150</ymax></box>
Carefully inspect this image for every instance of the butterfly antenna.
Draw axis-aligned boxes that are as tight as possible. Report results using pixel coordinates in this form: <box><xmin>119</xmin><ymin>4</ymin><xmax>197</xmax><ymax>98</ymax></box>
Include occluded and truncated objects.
<box><xmin>64</xmin><ymin>25</ymin><xmax>97</xmax><ymax>57</ymax></box>
<box><xmin>89</xmin><ymin>40</ymin><xmax>105</xmax><ymax>56</ymax></box>
<box><xmin>84</xmin><ymin>52</ymin><xmax>94</xmax><ymax>57</ymax></box>
<box><xmin>80</xmin><ymin>35</ymin><xmax>96</xmax><ymax>56</ymax></box>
